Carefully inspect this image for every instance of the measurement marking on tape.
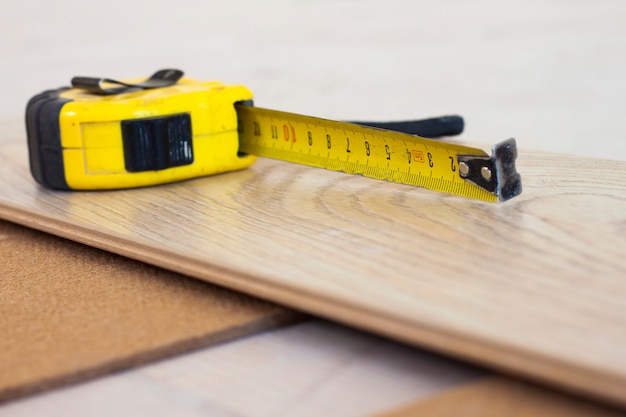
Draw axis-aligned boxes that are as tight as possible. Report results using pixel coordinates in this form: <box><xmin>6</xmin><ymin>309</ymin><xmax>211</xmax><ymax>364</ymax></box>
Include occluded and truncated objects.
<box><xmin>236</xmin><ymin>104</ymin><xmax>520</xmax><ymax>202</ymax></box>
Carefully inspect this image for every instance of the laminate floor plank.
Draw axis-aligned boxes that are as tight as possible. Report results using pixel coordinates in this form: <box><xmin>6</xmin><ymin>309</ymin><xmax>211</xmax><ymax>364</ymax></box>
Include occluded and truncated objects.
<box><xmin>1</xmin><ymin>141</ymin><xmax>624</xmax><ymax>406</ymax></box>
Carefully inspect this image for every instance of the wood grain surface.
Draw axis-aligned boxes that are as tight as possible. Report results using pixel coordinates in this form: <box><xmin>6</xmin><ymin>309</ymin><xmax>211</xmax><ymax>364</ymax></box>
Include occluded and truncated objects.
<box><xmin>0</xmin><ymin>140</ymin><xmax>625</xmax><ymax>407</ymax></box>
<box><xmin>0</xmin><ymin>218</ymin><xmax>296</xmax><ymax>403</ymax></box>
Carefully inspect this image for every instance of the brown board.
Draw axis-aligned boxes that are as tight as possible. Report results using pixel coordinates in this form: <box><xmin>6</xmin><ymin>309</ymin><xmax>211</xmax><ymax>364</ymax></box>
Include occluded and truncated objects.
<box><xmin>0</xmin><ymin>218</ymin><xmax>296</xmax><ymax>402</ymax></box>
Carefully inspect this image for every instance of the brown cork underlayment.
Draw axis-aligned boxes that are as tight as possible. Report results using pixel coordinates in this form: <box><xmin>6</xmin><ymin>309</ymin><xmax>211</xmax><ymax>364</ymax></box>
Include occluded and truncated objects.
<box><xmin>0</xmin><ymin>220</ymin><xmax>299</xmax><ymax>403</ymax></box>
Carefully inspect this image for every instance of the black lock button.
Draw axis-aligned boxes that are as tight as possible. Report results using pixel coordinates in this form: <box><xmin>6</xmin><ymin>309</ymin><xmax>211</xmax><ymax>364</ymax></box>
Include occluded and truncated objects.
<box><xmin>122</xmin><ymin>113</ymin><xmax>193</xmax><ymax>172</ymax></box>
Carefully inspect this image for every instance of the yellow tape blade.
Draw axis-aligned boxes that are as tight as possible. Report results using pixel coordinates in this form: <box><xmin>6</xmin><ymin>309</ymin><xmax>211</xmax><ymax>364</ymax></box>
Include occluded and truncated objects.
<box><xmin>236</xmin><ymin>105</ymin><xmax>497</xmax><ymax>202</ymax></box>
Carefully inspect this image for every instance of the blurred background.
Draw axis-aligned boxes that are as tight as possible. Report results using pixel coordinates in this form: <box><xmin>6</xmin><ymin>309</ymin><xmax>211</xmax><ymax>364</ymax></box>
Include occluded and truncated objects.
<box><xmin>1</xmin><ymin>0</ymin><xmax>625</xmax><ymax>160</ymax></box>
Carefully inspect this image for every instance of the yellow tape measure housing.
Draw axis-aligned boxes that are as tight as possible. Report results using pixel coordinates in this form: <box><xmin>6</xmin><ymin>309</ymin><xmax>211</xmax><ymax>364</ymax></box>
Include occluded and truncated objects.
<box><xmin>26</xmin><ymin>79</ymin><xmax>256</xmax><ymax>190</ymax></box>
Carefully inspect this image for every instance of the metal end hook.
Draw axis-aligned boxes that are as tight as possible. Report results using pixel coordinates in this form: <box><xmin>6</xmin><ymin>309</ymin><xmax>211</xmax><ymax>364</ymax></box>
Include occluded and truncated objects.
<box><xmin>457</xmin><ymin>138</ymin><xmax>522</xmax><ymax>202</ymax></box>
<box><xmin>492</xmin><ymin>138</ymin><xmax>522</xmax><ymax>201</ymax></box>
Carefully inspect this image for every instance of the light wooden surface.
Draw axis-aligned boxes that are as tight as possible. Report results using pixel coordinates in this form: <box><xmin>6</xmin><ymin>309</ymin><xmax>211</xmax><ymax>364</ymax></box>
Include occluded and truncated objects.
<box><xmin>0</xmin><ymin>321</ymin><xmax>485</xmax><ymax>417</ymax></box>
<box><xmin>1</xmin><ymin>140</ymin><xmax>625</xmax><ymax>407</ymax></box>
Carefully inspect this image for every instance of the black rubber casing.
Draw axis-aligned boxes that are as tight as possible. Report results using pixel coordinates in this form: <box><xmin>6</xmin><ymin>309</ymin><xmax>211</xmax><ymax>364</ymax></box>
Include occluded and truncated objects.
<box><xmin>25</xmin><ymin>87</ymin><xmax>72</xmax><ymax>190</ymax></box>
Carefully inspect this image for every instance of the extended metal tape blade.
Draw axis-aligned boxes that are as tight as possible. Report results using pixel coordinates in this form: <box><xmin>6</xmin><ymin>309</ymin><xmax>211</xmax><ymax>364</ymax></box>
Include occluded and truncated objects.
<box><xmin>236</xmin><ymin>104</ymin><xmax>521</xmax><ymax>202</ymax></box>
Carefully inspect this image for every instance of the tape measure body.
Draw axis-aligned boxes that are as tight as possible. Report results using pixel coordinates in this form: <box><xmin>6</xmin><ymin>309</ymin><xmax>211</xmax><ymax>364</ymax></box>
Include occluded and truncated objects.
<box><xmin>237</xmin><ymin>106</ymin><xmax>497</xmax><ymax>202</ymax></box>
<box><xmin>26</xmin><ymin>79</ymin><xmax>255</xmax><ymax>190</ymax></box>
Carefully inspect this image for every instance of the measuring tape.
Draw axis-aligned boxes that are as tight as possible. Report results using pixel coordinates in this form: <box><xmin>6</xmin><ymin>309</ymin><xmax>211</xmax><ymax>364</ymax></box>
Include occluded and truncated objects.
<box><xmin>237</xmin><ymin>105</ymin><xmax>520</xmax><ymax>202</ymax></box>
<box><xmin>25</xmin><ymin>69</ymin><xmax>521</xmax><ymax>202</ymax></box>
